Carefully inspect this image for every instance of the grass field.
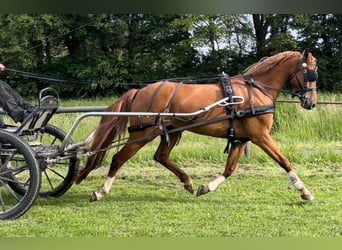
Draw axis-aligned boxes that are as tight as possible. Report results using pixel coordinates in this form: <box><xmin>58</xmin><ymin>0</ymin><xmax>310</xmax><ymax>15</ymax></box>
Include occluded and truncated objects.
<box><xmin>0</xmin><ymin>94</ymin><xmax>341</xmax><ymax>237</ymax></box>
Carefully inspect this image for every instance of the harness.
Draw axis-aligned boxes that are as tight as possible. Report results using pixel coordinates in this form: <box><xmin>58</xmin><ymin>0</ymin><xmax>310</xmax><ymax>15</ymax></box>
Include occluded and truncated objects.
<box><xmin>128</xmin><ymin>81</ymin><xmax>184</xmax><ymax>146</ymax></box>
<box><xmin>220</xmin><ymin>74</ymin><xmax>275</xmax><ymax>153</ymax></box>
<box><xmin>220</xmin><ymin>74</ymin><xmax>236</xmax><ymax>153</ymax></box>
<box><xmin>128</xmin><ymin>75</ymin><xmax>276</xmax><ymax>154</ymax></box>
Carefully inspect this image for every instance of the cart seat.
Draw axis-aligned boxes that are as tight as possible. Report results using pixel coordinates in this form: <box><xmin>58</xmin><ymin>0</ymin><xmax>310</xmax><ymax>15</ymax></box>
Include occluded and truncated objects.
<box><xmin>2</xmin><ymin>88</ymin><xmax>59</xmax><ymax>136</ymax></box>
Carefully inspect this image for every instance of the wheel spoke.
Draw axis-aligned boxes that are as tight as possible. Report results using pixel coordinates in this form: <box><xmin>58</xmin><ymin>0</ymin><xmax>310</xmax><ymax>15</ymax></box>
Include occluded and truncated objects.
<box><xmin>43</xmin><ymin>169</ymin><xmax>55</xmax><ymax>190</ymax></box>
<box><xmin>45</xmin><ymin>165</ymin><xmax>67</xmax><ymax>179</ymax></box>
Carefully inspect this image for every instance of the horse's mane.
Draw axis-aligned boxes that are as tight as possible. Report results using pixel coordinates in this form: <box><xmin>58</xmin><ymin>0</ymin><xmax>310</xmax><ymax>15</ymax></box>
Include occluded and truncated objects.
<box><xmin>244</xmin><ymin>51</ymin><xmax>300</xmax><ymax>75</ymax></box>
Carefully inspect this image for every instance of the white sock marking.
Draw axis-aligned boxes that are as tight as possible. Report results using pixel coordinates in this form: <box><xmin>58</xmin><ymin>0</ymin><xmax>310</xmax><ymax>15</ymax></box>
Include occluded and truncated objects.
<box><xmin>208</xmin><ymin>175</ymin><xmax>226</xmax><ymax>191</ymax></box>
<box><xmin>288</xmin><ymin>171</ymin><xmax>304</xmax><ymax>190</ymax></box>
<box><xmin>103</xmin><ymin>176</ymin><xmax>116</xmax><ymax>193</ymax></box>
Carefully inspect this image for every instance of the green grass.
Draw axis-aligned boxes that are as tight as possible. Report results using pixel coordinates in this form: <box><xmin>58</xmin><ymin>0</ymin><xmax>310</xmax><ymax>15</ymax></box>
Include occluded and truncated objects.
<box><xmin>1</xmin><ymin>163</ymin><xmax>341</xmax><ymax>237</ymax></box>
<box><xmin>0</xmin><ymin>94</ymin><xmax>341</xmax><ymax>237</ymax></box>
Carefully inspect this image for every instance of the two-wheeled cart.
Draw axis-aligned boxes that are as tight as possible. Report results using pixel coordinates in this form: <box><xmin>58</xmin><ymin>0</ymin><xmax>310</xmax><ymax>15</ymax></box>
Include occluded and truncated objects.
<box><xmin>0</xmin><ymin>88</ymin><xmax>78</xmax><ymax>219</ymax></box>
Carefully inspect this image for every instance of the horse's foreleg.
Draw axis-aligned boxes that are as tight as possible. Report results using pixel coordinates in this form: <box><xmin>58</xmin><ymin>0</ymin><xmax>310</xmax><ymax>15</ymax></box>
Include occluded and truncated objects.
<box><xmin>197</xmin><ymin>142</ymin><xmax>246</xmax><ymax>196</ymax></box>
<box><xmin>254</xmin><ymin>134</ymin><xmax>314</xmax><ymax>201</ymax></box>
<box><xmin>288</xmin><ymin>171</ymin><xmax>313</xmax><ymax>200</ymax></box>
<box><xmin>154</xmin><ymin>132</ymin><xmax>194</xmax><ymax>194</ymax></box>
<box><xmin>91</xmin><ymin>175</ymin><xmax>116</xmax><ymax>202</ymax></box>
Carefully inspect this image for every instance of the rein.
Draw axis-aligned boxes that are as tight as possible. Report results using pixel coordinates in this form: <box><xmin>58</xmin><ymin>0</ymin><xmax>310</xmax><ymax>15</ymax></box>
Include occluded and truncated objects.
<box><xmin>243</xmin><ymin>78</ymin><xmax>300</xmax><ymax>98</ymax></box>
<box><xmin>243</xmin><ymin>71</ymin><xmax>317</xmax><ymax>100</ymax></box>
<box><xmin>4</xmin><ymin>68</ymin><xmax>89</xmax><ymax>85</ymax></box>
<box><xmin>2</xmin><ymin>21</ymin><xmax>93</xmax><ymax>64</ymax></box>
<box><xmin>242</xmin><ymin>52</ymin><xmax>318</xmax><ymax>102</ymax></box>
<box><xmin>3</xmin><ymin>67</ymin><xmax>314</xmax><ymax>100</ymax></box>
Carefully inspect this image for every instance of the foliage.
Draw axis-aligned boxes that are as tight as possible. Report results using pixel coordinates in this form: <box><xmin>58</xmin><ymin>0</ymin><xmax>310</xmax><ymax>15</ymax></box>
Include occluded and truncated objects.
<box><xmin>0</xmin><ymin>14</ymin><xmax>341</xmax><ymax>98</ymax></box>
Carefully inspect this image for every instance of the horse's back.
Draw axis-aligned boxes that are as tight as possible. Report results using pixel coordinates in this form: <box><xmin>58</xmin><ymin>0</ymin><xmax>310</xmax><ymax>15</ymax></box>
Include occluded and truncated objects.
<box><xmin>130</xmin><ymin>81</ymin><xmax>223</xmax><ymax>113</ymax></box>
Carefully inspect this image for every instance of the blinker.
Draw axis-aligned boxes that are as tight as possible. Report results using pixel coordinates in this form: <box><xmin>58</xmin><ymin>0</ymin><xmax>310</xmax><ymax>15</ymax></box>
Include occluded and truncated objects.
<box><xmin>305</xmin><ymin>70</ymin><xmax>318</xmax><ymax>82</ymax></box>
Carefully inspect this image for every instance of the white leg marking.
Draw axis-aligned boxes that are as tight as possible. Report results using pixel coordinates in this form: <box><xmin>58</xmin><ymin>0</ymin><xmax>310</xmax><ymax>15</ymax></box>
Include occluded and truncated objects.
<box><xmin>91</xmin><ymin>176</ymin><xmax>116</xmax><ymax>201</ymax></box>
<box><xmin>208</xmin><ymin>175</ymin><xmax>226</xmax><ymax>192</ymax></box>
<box><xmin>103</xmin><ymin>176</ymin><xmax>116</xmax><ymax>193</ymax></box>
<box><xmin>289</xmin><ymin>171</ymin><xmax>314</xmax><ymax>201</ymax></box>
<box><xmin>288</xmin><ymin>171</ymin><xmax>304</xmax><ymax>190</ymax></box>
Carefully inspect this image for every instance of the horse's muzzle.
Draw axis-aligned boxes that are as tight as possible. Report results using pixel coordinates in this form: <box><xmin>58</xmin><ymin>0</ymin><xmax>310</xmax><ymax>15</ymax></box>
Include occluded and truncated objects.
<box><xmin>300</xmin><ymin>95</ymin><xmax>316</xmax><ymax>110</ymax></box>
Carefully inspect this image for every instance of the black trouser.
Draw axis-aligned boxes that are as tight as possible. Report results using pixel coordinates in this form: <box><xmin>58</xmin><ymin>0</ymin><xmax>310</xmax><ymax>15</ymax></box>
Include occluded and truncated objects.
<box><xmin>0</xmin><ymin>80</ymin><xmax>31</xmax><ymax>123</ymax></box>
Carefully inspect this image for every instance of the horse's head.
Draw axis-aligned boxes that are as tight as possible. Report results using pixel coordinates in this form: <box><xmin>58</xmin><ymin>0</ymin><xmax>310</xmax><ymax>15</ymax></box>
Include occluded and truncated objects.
<box><xmin>289</xmin><ymin>49</ymin><xmax>318</xmax><ymax>110</ymax></box>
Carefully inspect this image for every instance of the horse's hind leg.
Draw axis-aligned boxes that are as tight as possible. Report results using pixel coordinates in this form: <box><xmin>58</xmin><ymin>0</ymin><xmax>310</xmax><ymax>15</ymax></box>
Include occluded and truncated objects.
<box><xmin>154</xmin><ymin>132</ymin><xmax>194</xmax><ymax>194</ymax></box>
<box><xmin>91</xmin><ymin>136</ymin><xmax>155</xmax><ymax>202</ymax></box>
<box><xmin>197</xmin><ymin>142</ymin><xmax>247</xmax><ymax>196</ymax></box>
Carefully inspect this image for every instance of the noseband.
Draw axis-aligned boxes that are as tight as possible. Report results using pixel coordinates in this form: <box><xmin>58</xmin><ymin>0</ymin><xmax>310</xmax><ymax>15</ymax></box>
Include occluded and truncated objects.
<box><xmin>289</xmin><ymin>55</ymin><xmax>318</xmax><ymax>99</ymax></box>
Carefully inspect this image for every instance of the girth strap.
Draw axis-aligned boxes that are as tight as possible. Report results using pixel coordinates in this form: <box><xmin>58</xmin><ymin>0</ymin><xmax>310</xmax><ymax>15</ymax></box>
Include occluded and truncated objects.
<box><xmin>145</xmin><ymin>81</ymin><xmax>168</xmax><ymax>112</ymax></box>
<box><xmin>236</xmin><ymin>105</ymin><xmax>275</xmax><ymax>118</ymax></box>
<box><xmin>220</xmin><ymin>74</ymin><xmax>236</xmax><ymax>154</ymax></box>
<box><xmin>162</xmin><ymin>82</ymin><xmax>183</xmax><ymax>145</ymax></box>
<box><xmin>128</xmin><ymin>81</ymin><xmax>183</xmax><ymax>146</ymax></box>
<box><xmin>221</xmin><ymin>73</ymin><xmax>235</xmax><ymax>112</ymax></box>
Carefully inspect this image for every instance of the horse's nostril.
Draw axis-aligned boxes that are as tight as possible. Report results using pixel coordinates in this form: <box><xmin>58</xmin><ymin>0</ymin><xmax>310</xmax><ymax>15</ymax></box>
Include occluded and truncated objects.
<box><xmin>312</xmin><ymin>103</ymin><xmax>316</xmax><ymax>108</ymax></box>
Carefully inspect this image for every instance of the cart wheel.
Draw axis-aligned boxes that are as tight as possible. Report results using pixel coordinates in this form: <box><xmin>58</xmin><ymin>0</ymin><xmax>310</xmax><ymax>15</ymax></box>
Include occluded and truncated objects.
<box><xmin>0</xmin><ymin>130</ymin><xmax>41</xmax><ymax>220</ymax></box>
<box><xmin>9</xmin><ymin>125</ymin><xmax>79</xmax><ymax>198</ymax></box>
<box><xmin>37</xmin><ymin>124</ymin><xmax>79</xmax><ymax>197</ymax></box>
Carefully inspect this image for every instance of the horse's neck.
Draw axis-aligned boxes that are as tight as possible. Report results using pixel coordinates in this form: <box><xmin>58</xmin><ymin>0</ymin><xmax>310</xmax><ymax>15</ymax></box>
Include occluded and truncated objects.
<box><xmin>252</xmin><ymin>58</ymin><xmax>296</xmax><ymax>100</ymax></box>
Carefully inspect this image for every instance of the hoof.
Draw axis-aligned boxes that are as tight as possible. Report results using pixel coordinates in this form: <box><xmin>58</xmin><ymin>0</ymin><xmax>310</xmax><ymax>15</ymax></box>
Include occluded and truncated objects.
<box><xmin>301</xmin><ymin>193</ymin><xmax>314</xmax><ymax>201</ymax></box>
<box><xmin>197</xmin><ymin>184</ymin><xmax>209</xmax><ymax>196</ymax></box>
<box><xmin>90</xmin><ymin>191</ymin><xmax>99</xmax><ymax>202</ymax></box>
<box><xmin>90</xmin><ymin>186</ymin><xmax>106</xmax><ymax>202</ymax></box>
<box><xmin>300</xmin><ymin>188</ymin><xmax>314</xmax><ymax>201</ymax></box>
<box><xmin>184</xmin><ymin>184</ymin><xmax>194</xmax><ymax>194</ymax></box>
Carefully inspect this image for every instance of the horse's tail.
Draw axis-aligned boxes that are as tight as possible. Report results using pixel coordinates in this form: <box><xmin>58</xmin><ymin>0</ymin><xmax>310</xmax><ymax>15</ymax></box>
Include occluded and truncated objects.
<box><xmin>75</xmin><ymin>88</ymin><xmax>138</xmax><ymax>184</ymax></box>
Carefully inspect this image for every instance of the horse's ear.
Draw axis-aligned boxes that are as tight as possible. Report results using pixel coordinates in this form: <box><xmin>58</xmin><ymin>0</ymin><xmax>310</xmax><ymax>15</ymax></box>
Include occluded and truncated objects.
<box><xmin>302</xmin><ymin>49</ymin><xmax>310</xmax><ymax>59</ymax></box>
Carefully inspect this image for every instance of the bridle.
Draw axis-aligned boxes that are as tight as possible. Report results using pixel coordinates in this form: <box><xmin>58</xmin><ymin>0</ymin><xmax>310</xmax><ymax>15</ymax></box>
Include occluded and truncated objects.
<box><xmin>242</xmin><ymin>51</ymin><xmax>318</xmax><ymax>109</ymax></box>
<box><xmin>288</xmin><ymin>54</ymin><xmax>318</xmax><ymax>100</ymax></box>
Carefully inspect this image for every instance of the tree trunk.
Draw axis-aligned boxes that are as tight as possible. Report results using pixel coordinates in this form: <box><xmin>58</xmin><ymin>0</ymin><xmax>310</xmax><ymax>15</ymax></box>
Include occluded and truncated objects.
<box><xmin>252</xmin><ymin>14</ymin><xmax>268</xmax><ymax>57</ymax></box>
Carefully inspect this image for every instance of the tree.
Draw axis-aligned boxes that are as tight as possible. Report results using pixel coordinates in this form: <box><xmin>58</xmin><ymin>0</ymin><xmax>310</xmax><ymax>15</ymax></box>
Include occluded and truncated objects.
<box><xmin>252</xmin><ymin>14</ymin><xmax>269</xmax><ymax>57</ymax></box>
<box><xmin>0</xmin><ymin>14</ymin><xmax>341</xmax><ymax>98</ymax></box>
<box><xmin>252</xmin><ymin>14</ymin><xmax>298</xmax><ymax>57</ymax></box>
<box><xmin>294</xmin><ymin>14</ymin><xmax>342</xmax><ymax>91</ymax></box>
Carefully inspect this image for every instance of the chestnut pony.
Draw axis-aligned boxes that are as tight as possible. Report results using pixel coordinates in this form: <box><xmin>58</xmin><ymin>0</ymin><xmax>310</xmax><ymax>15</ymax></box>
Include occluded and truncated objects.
<box><xmin>76</xmin><ymin>49</ymin><xmax>318</xmax><ymax>202</ymax></box>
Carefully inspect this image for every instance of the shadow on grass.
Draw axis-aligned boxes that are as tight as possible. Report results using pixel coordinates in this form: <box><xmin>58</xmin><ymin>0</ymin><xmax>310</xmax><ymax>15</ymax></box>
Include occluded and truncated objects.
<box><xmin>34</xmin><ymin>184</ymin><xmax>321</xmax><ymax>211</ymax></box>
<box><xmin>286</xmin><ymin>199</ymin><xmax>326</xmax><ymax>207</ymax></box>
<box><xmin>35</xmin><ymin>188</ymin><xmax>201</xmax><ymax>208</ymax></box>
<box><xmin>33</xmin><ymin>171</ymin><xmax>331</xmax><ymax>210</ymax></box>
